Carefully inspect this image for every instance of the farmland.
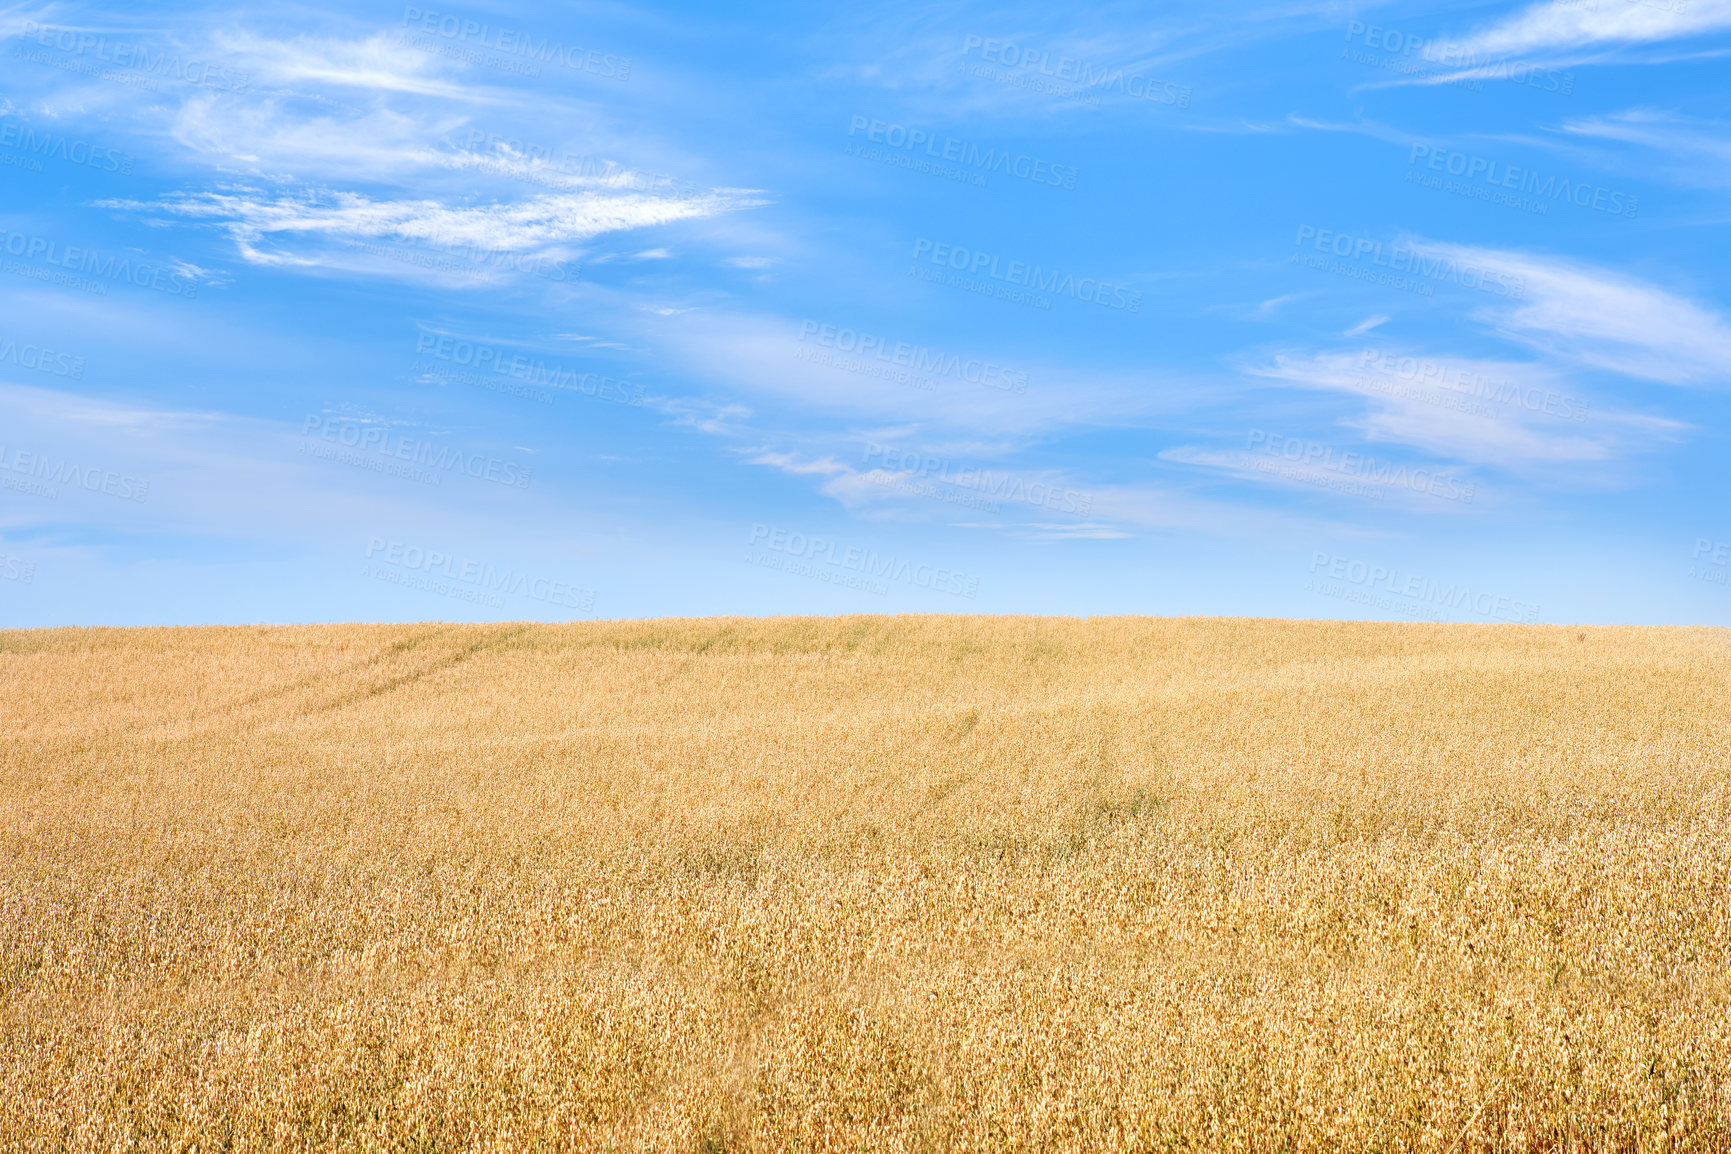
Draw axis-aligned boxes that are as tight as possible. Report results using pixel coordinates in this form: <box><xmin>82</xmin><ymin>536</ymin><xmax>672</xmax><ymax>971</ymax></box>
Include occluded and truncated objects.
<box><xmin>2</xmin><ymin>617</ymin><xmax>1728</xmax><ymax>1150</ymax></box>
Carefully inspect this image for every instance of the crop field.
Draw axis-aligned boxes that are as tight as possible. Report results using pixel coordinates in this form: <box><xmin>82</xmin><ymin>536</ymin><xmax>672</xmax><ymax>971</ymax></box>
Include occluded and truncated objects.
<box><xmin>1</xmin><ymin>616</ymin><xmax>1729</xmax><ymax>1151</ymax></box>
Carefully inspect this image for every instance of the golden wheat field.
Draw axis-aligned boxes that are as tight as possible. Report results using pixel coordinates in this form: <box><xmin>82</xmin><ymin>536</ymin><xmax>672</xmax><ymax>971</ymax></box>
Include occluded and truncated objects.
<box><xmin>2</xmin><ymin>616</ymin><xmax>1729</xmax><ymax>1152</ymax></box>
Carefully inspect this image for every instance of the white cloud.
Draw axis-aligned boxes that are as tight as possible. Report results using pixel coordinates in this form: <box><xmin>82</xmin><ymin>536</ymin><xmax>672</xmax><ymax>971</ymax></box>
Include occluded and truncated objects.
<box><xmin>655</xmin><ymin>397</ymin><xmax>754</xmax><ymax>438</ymax></box>
<box><xmin>210</xmin><ymin>29</ymin><xmax>478</xmax><ymax>98</ymax></box>
<box><xmin>1559</xmin><ymin>108</ymin><xmax>1731</xmax><ymax>186</ymax></box>
<box><xmin>1403</xmin><ymin>240</ymin><xmax>1731</xmax><ymax>385</ymax></box>
<box><xmin>1157</xmin><ymin>442</ymin><xmax>1482</xmax><ymax>513</ymax></box>
<box><xmin>819</xmin><ymin>0</ymin><xmax>1371</xmax><ymax>126</ymax></box>
<box><xmin>554</xmin><ymin>333</ymin><xmax>632</xmax><ymax>350</ymax></box>
<box><xmin>1447</xmin><ymin>0</ymin><xmax>1731</xmax><ymax>58</ymax></box>
<box><xmin>101</xmin><ymin>186</ymin><xmax>755</xmax><ymax>279</ymax></box>
<box><xmin>636</xmin><ymin>308</ymin><xmax>1202</xmax><ymax>438</ymax></box>
<box><xmin>744</xmin><ymin>443</ymin><xmax>1264</xmax><ymax>539</ymax></box>
<box><xmin>1253</xmin><ymin>292</ymin><xmax>1307</xmax><ymax>316</ymax></box>
<box><xmin>747</xmin><ymin>450</ymin><xmax>849</xmax><ymax>477</ymax></box>
<box><xmin>1245</xmin><ymin>348</ymin><xmax>1685</xmax><ymax>474</ymax></box>
<box><xmin>0</xmin><ymin>378</ymin><xmax>222</xmax><ymax>433</ymax></box>
<box><xmin>12</xmin><ymin>24</ymin><xmax>713</xmax><ymax>207</ymax></box>
<box><xmin>168</xmin><ymin>96</ymin><xmax>460</xmax><ymax>178</ymax></box>
<box><xmin>1016</xmin><ymin>522</ymin><xmax>1133</xmax><ymax>540</ymax></box>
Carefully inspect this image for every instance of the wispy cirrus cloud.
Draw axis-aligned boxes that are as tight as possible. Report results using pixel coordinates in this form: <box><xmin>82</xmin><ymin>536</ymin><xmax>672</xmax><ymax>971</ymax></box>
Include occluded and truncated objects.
<box><xmin>209</xmin><ymin>28</ymin><xmax>478</xmax><ymax>97</ymax></box>
<box><xmin>1447</xmin><ymin>0</ymin><xmax>1731</xmax><ymax>58</ymax></box>
<box><xmin>635</xmin><ymin>307</ymin><xmax>1209</xmax><ymax>440</ymax></box>
<box><xmin>1401</xmin><ymin>240</ymin><xmax>1731</xmax><ymax>385</ymax></box>
<box><xmin>1157</xmin><ymin>441</ymin><xmax>1484</xmax><ymax>513</ymax></box>
<box><xmin>1245</xmin><ymin>349</ymin><xmax>1684</xmax><ymax>473</ymax></box>
<box><xmin>1557</xmin><ymin>108</ymin><xmax>1731</xmax><ymax>186</ymax></box>
<box><xmin>165</xmin><ymin>96</ymin><xmax>465</xmax><ymax>178</ymax></box>
<box><xmin>99</xmin><ymin>186</ymin><xmax>760</xmax><ymax>279</ymax></box>
<box><xmin>744</xmin><ymin>444</ymin><xmax>1287</xmax><ymax>541</ymax></box>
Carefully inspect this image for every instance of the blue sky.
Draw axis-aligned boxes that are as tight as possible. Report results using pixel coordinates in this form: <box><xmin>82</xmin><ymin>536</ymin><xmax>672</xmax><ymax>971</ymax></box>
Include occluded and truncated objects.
<box><xmin>1</xmin><ymin>0</ymin><xmax>1729</xmax><ymax>626</ymax></box>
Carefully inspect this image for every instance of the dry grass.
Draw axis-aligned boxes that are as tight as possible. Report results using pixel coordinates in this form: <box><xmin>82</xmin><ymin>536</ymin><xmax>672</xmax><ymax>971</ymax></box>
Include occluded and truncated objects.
<box><xmin>2</xmin><ymin>616</ymin><xmax>1729</xmax><ymax>1152</ymax></box>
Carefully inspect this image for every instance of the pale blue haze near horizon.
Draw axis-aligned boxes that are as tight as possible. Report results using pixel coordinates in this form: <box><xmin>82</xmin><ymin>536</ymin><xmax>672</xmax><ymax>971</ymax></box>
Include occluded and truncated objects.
<box><xmin>1</xmin><ymin>0</ymin><xmax>1728</xmax><ymax>626</ymax></box>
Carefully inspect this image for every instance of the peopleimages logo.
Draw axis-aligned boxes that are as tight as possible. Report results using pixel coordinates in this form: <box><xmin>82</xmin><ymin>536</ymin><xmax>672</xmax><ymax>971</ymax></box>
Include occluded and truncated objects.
<box><xmin>0</xmin><ymin>123</ymin><xmax>135</xmax><ymax>175</ymax></box>
<box><xmin>1246</xmin><ymin>430</ymin><xmax>1474</xmax><ymax>504</ymax></box>
<box><xmin>1342</xmin><ymin>20</ymin><xmax>1573</xmax><ymax>95</ymax></box>
<box><xmin>846</xmin><ymin>116</ymin><xmax>1079</xmax><ymax>190</ymax></box>
<box><xmin>864</xmin><ymin>443</ymin><xmax>1091</xmax><ymax>514</ymax></box>
<box><xmin>798</xmin><ymin>321</ymin><xmax>1027</xmax><ymax>393</ymax></box>
<box><xmin>414</xmin><ymin>333</ymin><xmax>644</xmax><ymax>405</ymax></box>
<box><xmin>364</xmin><ymin>537</ymin><xmax>597</xmax><ymax>611</ymax></box>
<box><xmin>748</xmin><ymin>524</ymin><xmax>979</xmax><ymax>598</ymax></box>
<box><xmin>1689</xmin><ymin>537</ymin><xmax>1730</xmax><ymax>589</ymax></box>
<box><xmin>1693</xmin><ymin>538</ymin><xmax>1731</xmax><ymax>567</ymax></box>
<box><xmin>0</xmin><ymin>552</ymin><xmax>34</xmax><ymax>584</ymax></box>
<box><xmin>1293</xmin><ymin>226</ymin><xmax>1525</xmax><ymax>299</ymax></box>
<box><xmin>301</xmin><ymin>415</ymin><xmax>534</xmax><ymax>489</ymax></box>
<box><xmin>1307</xmin><ymin>552</ymin><xmax>1540</xmax><ymax>623</ymax></box>
<box><xmin>0</xmin><ymin>444</ymin><xmax>150</xmax><ymax>502</ymax></box>
<box><xmin>15</xmin><ymin>22</ymin><xmax>250</xmax><ymax>91</ymax></box>
<box><xmin>0</xmin><ymin>227</ymin><xmax>199</xmax><ymax>298</ymax></box>
<box><xmin>1358</xmin><ymin>350</ymin><xmax>1589</xmax><ymax>423</ymax></box>
<box><xmin>1408</xmin><ymin>145</ymin><xmax>1638</xmax><ymax>219</ymax></box>
<box><xmin>0</xmin><ymin>336</ymin><xmax>84</xmax><ymax>379</ymax></box>
<box><xmin>911</xmin><ymin>238</ymin><xmax>1141</xmax><ymax>312</ymax></box>
<box><xmin>399</xmin><ymin>6</ymin><xmax>631</xmax><ymax>80</ymax></box>
<box><xmin>960</xmin><ymin>35</ymin><xmax>1191</xmax><ymax>107</ymax></box>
